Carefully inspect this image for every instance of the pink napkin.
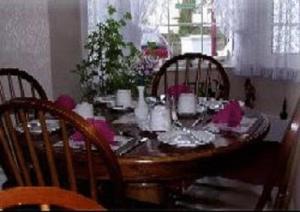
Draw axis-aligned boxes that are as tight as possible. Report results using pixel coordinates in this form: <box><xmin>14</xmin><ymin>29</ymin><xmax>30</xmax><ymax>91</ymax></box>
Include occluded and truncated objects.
<box><xmin>167</xmin><ymin>84</ymin><xmax>191</xmax><ymax>99</ymax></box>
<box><xmin>71</xmin><ymin>119</ymin><xmax>115</xmax><ymax>145</ymax></box>
<box><xmin>212</xmin><ymin>100</ymin><xmax>243</xmax><ymax>127</ymax></box>
<box><xmin>54</xmin><ymin>95</ymin><xmax>76</xmax><ymax>110</ymax></box>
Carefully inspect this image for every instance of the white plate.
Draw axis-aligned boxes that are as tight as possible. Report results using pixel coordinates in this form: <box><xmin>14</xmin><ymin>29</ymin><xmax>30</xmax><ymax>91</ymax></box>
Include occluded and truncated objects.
<box><xmin>16</xmin><ymin>119</ymin><xmax>60</xmax><ymax>134</ymax></box>
<box><xmin>94</xmin><ymin>95</ymin><xmax>115</xmax><ymax>103</ymax></box>
<box><xmin>157</xmin><ymin>130</ymin><xmax>215</xmax><ymax>147</ymax></box>
<box><xmin>53</xmin><ymin>136</ymin><xmax>133</xmax><ymax>152</ymax></box>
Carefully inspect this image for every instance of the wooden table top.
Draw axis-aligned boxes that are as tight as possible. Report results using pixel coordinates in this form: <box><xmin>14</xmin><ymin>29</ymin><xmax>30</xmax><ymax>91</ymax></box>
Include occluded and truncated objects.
<box><xmin>95</xmin><ymin>106</ymin><xmax>270</xmax><ymax>182</ymax></box>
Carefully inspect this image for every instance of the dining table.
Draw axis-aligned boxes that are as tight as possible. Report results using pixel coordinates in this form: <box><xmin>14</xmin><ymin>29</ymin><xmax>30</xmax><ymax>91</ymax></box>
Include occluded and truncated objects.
<box><xmin>80</xmin><ymin>100</ymin><xmax>271</xmax><ymax>204</ymax></box>
<box><xmin>4</xmin><ymin>97</ymin><xmax>271</xmax><ymax>206</ymax></box>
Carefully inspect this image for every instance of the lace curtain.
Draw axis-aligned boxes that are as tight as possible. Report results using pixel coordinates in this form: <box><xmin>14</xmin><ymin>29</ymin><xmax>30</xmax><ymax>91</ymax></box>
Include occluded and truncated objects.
<box><xmin>87</xmin><ymin>0</ymin><xmax>169</xmax><ymax>50</ymax></box>
<box><xmin>214</xmin><ymin>0</ymin><xmax>300</xmax><ymax>81</ymax></box>
<box><xmin>87</xmin><ymin>0</ymin><xmax>141</xmax><ymax>48</ymax></box>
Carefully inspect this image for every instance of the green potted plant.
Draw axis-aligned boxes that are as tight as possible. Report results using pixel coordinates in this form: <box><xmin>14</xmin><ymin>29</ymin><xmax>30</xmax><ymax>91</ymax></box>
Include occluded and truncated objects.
<box><xmin>72</xmin><ymin>5</ymin><xmax>140</xmax><ymax>102</ymax></box>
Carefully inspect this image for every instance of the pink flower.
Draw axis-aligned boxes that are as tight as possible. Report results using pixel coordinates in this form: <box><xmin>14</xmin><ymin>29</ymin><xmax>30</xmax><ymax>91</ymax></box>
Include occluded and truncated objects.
<box><xmin>167</xmin><ymin>84</ymin><xmax>191</xmax><ymax>99</ymax></box>
<box><xmin>54</xmin><ymin>95</ymin><xmax>76</xmax><ymax>111</ymax></box>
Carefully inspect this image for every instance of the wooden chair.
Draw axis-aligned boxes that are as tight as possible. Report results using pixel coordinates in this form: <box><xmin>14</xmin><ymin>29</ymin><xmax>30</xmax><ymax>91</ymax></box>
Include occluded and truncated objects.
<box><xmin>0</xmin><ymin>68</ymin><xmax>48</xmax><ymax>189</ymax></box>
<box><xmin>151</xmin><ymin>53</ymin><xmax>230</xmax><ymax>99</ymax></box>
<box><xmin>168</xmin><ymin>98</ymin><xmax>300</xmax><ymax>210</ymax></box>
<box><xmin>0</xmin><ymin>68</ymin><xmax>47</xmax><ymax>103</ymax></box>
<box><xmin>0</xmin><ymin>186</ymin><xmax>105</xmax><ymax>211</ymax></box>
<box><xmin>0</xmin><ymin>98</ymin><xmax>124</xmax><ymax>208</ymax></box>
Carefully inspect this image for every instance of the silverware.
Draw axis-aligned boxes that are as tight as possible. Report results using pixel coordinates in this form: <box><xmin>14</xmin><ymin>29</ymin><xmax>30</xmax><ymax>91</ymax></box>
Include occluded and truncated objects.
<box><xmin>192</xmin><ymin>112</ymin><xmax>211</xmax><ymax>128</ymax></box>
<box><xmin>191</xmin><ymin>115</ymin><xmax>204</xmax><ymax>128</ymax></box>
<box><xmin>117</xmin><ymin>137</ymin><xmax>149</xmax><ymax>156</ymax></box>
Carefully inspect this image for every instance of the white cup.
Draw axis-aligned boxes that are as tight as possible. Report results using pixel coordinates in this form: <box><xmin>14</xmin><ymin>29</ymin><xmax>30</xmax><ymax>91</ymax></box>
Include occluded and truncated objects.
<box><xmin>73</xmin><ymin>102</ymin><xmax>94</xmax><ymax>119</ymax></box>
<box><xmin>150</xmin><ymin>105</ymin><xmax>171</xmax><ymax>131</ymax></box>
<box><xmin>177</xmin><ymin>93</ymin><xmax>197</xmax><ymax>115</ymax></box>
<box><xmin>116</xmin><ymin>89</ymin><xmax>132</xmax><ymax>108</ymax></box>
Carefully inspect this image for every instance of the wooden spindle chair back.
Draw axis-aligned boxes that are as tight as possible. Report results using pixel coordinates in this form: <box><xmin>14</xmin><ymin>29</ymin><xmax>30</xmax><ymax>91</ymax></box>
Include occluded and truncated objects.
<box><xmin>0</xmin><ymin>98</ymin><xmax>124</xmax><ymax>207</ymax></box>
<box><xmin>0</xmin><ymin>186</ymin><xmax>105</xmax><ymax>211</ymax></box>
<box><xmin>0</xmin><ymin>68</ymin><xmax>47</xmax><ymax>103</ymax></box>
<box><xmin>271</xmin><ymin>98</ymin><xmax>300</xmax><ymax>209</ymax></box>
<box><xmin>151</xmin><ymin>53</ymin><xmax>230</xmax><ymax>99</ymax></box>
<box><xmin>223</xmin><ymin>97</ymin><xmax>300</xmax><ymax>209</ymax></box>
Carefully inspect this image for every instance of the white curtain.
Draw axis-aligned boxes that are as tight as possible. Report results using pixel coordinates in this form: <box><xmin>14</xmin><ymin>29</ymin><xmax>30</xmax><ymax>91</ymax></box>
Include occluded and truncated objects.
<box><xmin>87</xmin><ymin>0</ymin><xmax>171</xmax><ymax>50</ymax></box>
<box><xmin>214</xmin><ymin>0</ymin><xmax>300</xmax><ymax>81</ymax></box>
<box><xmin>87</xmin><ymin>0</ymin><xmax>142</xmax><ymax>48</ymax></box>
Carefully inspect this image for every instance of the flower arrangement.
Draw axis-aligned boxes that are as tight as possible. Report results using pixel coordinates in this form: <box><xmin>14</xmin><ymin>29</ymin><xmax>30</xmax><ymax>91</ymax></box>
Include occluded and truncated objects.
<box><xmin>133</xmin><ymin>41</ymin><xmax>169</xmax><ymax>90</ymax></box>
<box><xmin>133</xmin><ymin>53</ymin><xmax>158</xmax><ymax>87</ymax></box>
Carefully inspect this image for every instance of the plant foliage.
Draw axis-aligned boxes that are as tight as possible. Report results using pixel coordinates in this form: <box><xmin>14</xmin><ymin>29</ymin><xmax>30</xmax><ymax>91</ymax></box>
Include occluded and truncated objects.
<box><xmin>72</xmin><ymin>5</ymin><xmax>141</xmax><ymax>102</ymax></box>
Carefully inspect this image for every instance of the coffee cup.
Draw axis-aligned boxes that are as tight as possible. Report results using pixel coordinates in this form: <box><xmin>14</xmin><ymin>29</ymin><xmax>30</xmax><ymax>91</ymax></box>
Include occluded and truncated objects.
<box><xmin>73</xmin><ymin>102</ymin><xmax>94</xmax><ymax>119</ymax></box>
<box><xmin>177</xmin><ymin>93</ymin><xmax>197</xmax><ymax>115</ymax></box>
<box><xmin>116</xmin><ymin>89</ymin><xmax>132</xmax><ymax>108</ymax></box>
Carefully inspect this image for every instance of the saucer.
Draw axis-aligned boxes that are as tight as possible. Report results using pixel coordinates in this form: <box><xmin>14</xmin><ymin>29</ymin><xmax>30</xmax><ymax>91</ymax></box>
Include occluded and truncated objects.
<box><xmin>94</xmin><ymin>95</ymin><xmax>115</xmax><ymax>103</ymax></box>
<box><xmin>112</xmin><ymin>105</ymin><xmax>134</xmax><ymax>112</ymax></box>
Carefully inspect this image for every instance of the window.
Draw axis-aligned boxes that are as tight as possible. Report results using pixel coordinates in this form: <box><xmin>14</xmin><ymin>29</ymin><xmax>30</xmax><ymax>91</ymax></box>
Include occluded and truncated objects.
<box><xmin>272</xmin><ymin>0</ymin><xmax>300</xmax><ymax>53</ymax></box>
<box><xmin>141</xmin><ymin>0</ymin><xmax>230</xmax><ymax>58</ymax></box>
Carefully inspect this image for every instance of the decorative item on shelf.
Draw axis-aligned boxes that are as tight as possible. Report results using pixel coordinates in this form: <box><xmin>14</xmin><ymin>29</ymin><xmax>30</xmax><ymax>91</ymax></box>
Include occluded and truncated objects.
<box><xmin>244</xmin><ymin>78</ymin><xmax>256</xmax><ymax>108</ymax></box>
<box><xmin>72</xmin><ymin>5</ymin><xmax>140</xmax><ymax>103</ymax></box>
<box><xmin>280</xmin><ymin>97</ymin><xmax>288</xmax><ymax>120</ymax></box>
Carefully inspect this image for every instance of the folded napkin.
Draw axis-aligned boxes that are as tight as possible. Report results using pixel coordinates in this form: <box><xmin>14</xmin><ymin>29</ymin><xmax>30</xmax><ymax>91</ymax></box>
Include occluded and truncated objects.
<box><xmin>54</xmin><ymin>95</ymin><xmax>76</xmax><ymax>110</ymax></box>
<box><xmin>71</xmin><ymin>118</ymin><xmax>115</xmax><ymax>145</ymax></box>
<box><xmin>167</xmin><ymin>84</ymin><xmax>191</xmax><ymax>99</ymax></box>
<box><xmin>212</xmin><ymin>100</ymin><xmax>243</xmax><ymax>127</ymax></box>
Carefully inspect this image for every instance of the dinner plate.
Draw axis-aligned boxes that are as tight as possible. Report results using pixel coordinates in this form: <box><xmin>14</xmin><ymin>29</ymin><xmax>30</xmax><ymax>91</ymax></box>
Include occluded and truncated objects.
<box><xmin>157</xmin><ymin>129</ymin><xmax>215</xmax><ymax>147</ymax></box>
<box><xmin>16</xmin><ymin>119</ymin><xmax>60</xmax><ymax>134</ymax></box>
<box><xmin>53</xmin><ymin>136</ymin><xmax>133</xmax><ymax>152</ymax></box>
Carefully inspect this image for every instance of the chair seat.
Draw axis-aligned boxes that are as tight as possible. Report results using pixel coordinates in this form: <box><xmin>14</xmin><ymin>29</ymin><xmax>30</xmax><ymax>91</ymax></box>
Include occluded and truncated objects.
<box><xmin>219</xmin><ymin>142</ymin><xmax>280</xmax><ymax>185</ymax></box>
<box><xmin>173</xmin><ymin>176</ymin><xmax>278</xmax><ymax>210</ymax></box>
<box><xmin>167</xmin><ymin>142</ymin><xmax>281</xmax><ymax>210</ymax></box>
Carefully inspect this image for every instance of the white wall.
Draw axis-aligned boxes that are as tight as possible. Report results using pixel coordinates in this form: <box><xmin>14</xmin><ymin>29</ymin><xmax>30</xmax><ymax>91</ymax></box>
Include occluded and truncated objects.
<box><xmin>0</xmin><ymin>0</ymin><xmax>53</xmax><ymax>98</ymax></box>
<box><xmin>48</xmin><ymin>0</ymin><xmax>82</xmax><ymax>100</ymax></box>
<box><xmin>227</xmin><ymin>69</ymin><xmax>300</xmax><ymax>118</ymax></box>
<box><xmin>0</xmin><ymin>0</ymin><xmax>83</xmax><ymax>101</ymax></box>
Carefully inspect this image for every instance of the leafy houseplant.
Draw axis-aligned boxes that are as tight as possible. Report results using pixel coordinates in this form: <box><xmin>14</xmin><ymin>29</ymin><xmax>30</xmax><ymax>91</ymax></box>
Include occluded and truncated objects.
<box><xmin>72</xmin><ymin>5</ymin><xmax>140</xmax><ymax>102</ymax></box>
